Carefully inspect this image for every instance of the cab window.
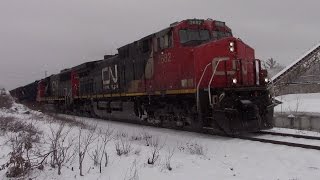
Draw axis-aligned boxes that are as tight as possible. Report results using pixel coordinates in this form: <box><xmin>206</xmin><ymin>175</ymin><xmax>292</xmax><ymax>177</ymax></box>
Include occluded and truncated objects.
<box><xmin>212</xmin><ymin>31</ymin><xmax>232</xmax><ymax>40</ymax></box>
<box><xmin>153</xmin><ymin>38</ymin><xmax>158</xmax><ymax>52</ymax></box>
<box><xmin>155</xmin><ymin>31</ymin><xmax>173</xmax><ymax>51</ymax></box>
<box><xmin>179</xmin><ymin>29</ymin><xmax>210</xmax><ymax>44</ymax></box>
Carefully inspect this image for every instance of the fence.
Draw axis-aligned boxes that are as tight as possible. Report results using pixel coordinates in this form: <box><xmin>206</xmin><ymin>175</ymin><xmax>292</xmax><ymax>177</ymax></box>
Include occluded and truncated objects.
<box><xmin>274</xmin><ymin>112</ymin><xmax>320</xmax><ymax>132</ymax></box>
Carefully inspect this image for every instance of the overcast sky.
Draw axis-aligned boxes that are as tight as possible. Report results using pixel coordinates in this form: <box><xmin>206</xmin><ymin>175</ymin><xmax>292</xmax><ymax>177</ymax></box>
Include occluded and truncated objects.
<box><xmin>0</xmin><ymin>0</ymin><xmax>319</xmax><ymax>89</ymax></box>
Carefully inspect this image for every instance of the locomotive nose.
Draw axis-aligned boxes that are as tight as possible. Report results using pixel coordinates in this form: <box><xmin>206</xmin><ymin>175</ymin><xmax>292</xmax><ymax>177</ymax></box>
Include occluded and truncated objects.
<box><xmin>236</xmin><ymin>100</ymin><xmax>263</xmax><ymax>131</ymax></box>
<box><xmin>212</xmin><ymin>99</ymin><xmax>272</xmax><ymax>135</ymax></box>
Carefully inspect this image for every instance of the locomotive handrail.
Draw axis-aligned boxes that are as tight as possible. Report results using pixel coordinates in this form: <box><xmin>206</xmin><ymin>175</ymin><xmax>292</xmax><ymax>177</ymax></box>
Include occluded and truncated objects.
<box><xmin>196</xmin><ymin>62</ymin><xmax>212</xmax><ymax>112</ymax></box>
<box><xmin>208</xmin><ymin>59</ymin><xmax>224</xmax><ymax>107</ymax></box>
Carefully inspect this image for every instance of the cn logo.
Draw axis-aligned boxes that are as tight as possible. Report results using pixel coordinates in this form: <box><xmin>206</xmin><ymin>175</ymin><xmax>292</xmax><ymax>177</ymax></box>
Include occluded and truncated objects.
<box><xmin>102</xmin><ymin>65</ymin><xmax>119</xmax><ymax>90</ymax></box>
<box><xmin>102</xmin><ymin>65</ymin><xmax>118</xmax><ymax>85</ymax></box>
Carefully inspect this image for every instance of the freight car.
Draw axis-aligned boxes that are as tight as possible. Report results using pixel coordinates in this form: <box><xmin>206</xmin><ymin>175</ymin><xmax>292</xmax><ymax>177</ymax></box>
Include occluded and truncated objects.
<box><xmin>11</xmin><ymin>19</ymin><xmax>276</xmax><ymax>135</ymax></box>
<box><xmin>10</xmin><ymin>81</ymin><xmax>39</xmax><ymax>102</ymax></box>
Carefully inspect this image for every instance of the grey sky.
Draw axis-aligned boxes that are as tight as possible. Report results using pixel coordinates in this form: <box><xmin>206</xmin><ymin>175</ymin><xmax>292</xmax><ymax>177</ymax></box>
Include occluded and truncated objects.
<box><xmin>0</xmin><ymin>0</ymin><xmax>319</xmax><ymax>90</ymax></box>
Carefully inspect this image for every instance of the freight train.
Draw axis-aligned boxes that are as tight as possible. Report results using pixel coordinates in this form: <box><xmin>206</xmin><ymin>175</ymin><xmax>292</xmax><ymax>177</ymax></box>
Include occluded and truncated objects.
<box><xmin>10</xmin><ymin>19</ymin><xmax>276</xmax><ymax>135</ymax></box>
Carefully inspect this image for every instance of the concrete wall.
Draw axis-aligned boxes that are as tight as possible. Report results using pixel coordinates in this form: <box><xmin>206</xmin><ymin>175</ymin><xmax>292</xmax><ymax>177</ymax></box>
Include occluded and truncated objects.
<box><xmin>274</xmin><ymin>112</ymin><xmax>320</xmax><ymax>132</ymax></box>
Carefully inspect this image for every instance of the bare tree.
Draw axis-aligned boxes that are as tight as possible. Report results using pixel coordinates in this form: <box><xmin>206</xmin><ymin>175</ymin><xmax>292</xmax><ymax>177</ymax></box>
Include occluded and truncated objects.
<box><xmin>264</xmin><ymin>58</ymin><xmax>278</xmax><ymax>69</ymax></box>
<box><xmin>48</xmin><ymin>124</ymin><xmax>63</xmax><ymax>168</ymax></box>
<box><xmin>164</xmin><ymin>147</ymin><xmax>175</xmax><ymax>171</ymax></box>
<box><xmin>263</xmin><ymin>58</ymin><xmax>285</xmax><ymax>77</ymax></box>
<box><xmin>48</xmin><ymin>123</ymin><xmax>75</xmax><ymax>175</ymax></box>
<box><xmin>78</xmin><ymin>125</ymin><xmax>96</xmax><ymax>176</ymax></box>
<box><xmin>100</xmin><ymin>128</ymin><xmax>113</xmax><ymax>170</ymax></box>
<box><xmin>90</xmin><ymin>148</ymin><xmax>99</xmax><ymax>167</ymax></box>
<box><xmin>89</xmin><ymin>126</ymin><xmax>113</xmax><ymax>173</ymax></box>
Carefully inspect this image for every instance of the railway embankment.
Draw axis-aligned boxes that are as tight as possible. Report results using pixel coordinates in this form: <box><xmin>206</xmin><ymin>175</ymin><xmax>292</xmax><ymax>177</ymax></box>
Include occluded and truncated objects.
<box><xmin>274</xmin><ymin>93</ymin><xmax>320</xmax><ymax>132</ymax></box>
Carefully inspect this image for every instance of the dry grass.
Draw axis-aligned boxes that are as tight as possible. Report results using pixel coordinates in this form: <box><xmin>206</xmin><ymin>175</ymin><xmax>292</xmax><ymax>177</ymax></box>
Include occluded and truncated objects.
<box><xmin>178</xmin><ymin>142</ymin><xmax>206</xmax><ymax>156</ymax></box>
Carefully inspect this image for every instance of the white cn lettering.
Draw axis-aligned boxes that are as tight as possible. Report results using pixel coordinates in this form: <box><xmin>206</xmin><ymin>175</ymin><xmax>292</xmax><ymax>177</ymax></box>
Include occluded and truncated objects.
<box><xmin>110</xmin><ymin>65</ymin><xmax>118</xmax><ymax>83</ymax></box>
<box><xmin>102</xmin><ymin>65</ymin><xmax>118</xmax><ymax>85</ymax></box>
<box><xmin>102</xmin><ymin>67</ymin><xmax>110</xmax><ymax>85</ymax></box>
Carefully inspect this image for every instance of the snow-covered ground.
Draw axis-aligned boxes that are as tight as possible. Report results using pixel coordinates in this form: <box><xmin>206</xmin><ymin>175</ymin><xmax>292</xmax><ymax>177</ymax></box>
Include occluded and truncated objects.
<box><xmin>1</xmin><ymin>97</ymin><xmax>320</xmax><ymax>179</ymax></box>
<box><xmin>275</xmin><ymin>93</ymin><xmax>320</xmax><ymax>113</ymax></box>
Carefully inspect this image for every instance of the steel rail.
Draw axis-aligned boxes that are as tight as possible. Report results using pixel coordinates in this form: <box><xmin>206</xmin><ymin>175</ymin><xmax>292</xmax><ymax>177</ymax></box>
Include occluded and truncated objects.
<box><xmin>234</xmin><ymin>135</ymin><xmax>320</xmax><ymax>151</ymax></box>
<box><xmin>255</xmin><ymin>131</ymin><xmax>320</xmax><ymax>141</ymax></box>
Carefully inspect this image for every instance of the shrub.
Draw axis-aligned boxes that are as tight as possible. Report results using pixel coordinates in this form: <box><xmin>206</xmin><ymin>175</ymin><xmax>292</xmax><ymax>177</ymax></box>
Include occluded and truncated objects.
<box><xmin>141</xmin><ymin>131</ymin><xmax>152</xmax><ymax>146</ymax></box>
<box><xmin>147</xmin><ymin>137</ymin><xmax>164</xmax><ymax>165</ymax></box>
<box><xmin>3</xmin><ymin>132</ymin><xmax>35</xmax><ymax>178</ymax></box>
<box><xmin>185</xmin><ymin>142</ymin><xmax>205</xmax><ymax>155</ymax></box>
<box><xmin>115</xmin><ymin>138</ymin><xmax>132</xmax><ymax>156</ymax></box>
<box><xmin>178</xmin><ymin>141</ymin><xmax>206</xmax><ymax>156</ymax></box>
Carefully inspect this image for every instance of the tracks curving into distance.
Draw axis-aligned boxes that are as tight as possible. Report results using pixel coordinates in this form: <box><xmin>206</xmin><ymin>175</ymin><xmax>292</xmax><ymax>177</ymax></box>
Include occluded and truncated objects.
<box><xmin>233</xmin><ymin>131</ymin><xmax>320</xmax><ymax>151</ymax></box>
<box><xmin>255</xmin><ymin>131</ymin><xmax>320</xmax><ymax>141</ymax></box>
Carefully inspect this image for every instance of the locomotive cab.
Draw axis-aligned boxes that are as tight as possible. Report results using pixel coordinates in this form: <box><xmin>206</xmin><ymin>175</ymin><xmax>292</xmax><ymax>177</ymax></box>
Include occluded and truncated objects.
<box><xmin>176</xmin><ymin>19</ymin><xmax>233</xmax><ymax>47</ymax></box>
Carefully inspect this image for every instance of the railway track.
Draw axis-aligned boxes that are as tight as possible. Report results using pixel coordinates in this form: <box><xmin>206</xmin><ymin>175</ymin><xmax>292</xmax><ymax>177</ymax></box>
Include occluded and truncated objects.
<box><xmin>255</xmin><ymin>131</ymin><xmax>320</xmax><ymax>140</ymax></box>
<box><xmin>234</xmin><ymin>131</ymin><xmax>320</xmax><ymax>151</ymax></box>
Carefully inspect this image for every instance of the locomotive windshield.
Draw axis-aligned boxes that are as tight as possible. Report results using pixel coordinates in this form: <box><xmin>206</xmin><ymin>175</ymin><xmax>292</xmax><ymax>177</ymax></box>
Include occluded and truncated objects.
<box><xmin>179</xmin><ymin>29</ymin><xmax>210</xmax><ymax>45</ymax></box>
<box><xmin>212</xmin><ymin>31</ymin><xmax>232</xmax><ymax>40</ymax></box>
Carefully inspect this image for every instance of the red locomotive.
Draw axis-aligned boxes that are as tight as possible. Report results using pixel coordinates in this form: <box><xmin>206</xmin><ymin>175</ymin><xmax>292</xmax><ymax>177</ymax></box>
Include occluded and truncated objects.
<box><xmin>11</xmin><ymin>19</ymin><xmax>275</xmax><ymax>135</ymax></box>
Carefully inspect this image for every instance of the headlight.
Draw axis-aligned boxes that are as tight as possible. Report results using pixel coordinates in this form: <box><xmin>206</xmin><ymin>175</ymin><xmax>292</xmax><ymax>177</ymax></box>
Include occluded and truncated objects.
<box><xmin>264</xmin><ymin>78</ymin><xmax>269</xmax><ymax>83</ymax></box>
<box><xmin>229</xmin><ymin>41</ymin><xmax>235</xmax><ymax>52</ymax></box>
<box><xmin>232</xmin><ymin>78</ymin><xmax>237</xmax><ymax>84</ymax></box>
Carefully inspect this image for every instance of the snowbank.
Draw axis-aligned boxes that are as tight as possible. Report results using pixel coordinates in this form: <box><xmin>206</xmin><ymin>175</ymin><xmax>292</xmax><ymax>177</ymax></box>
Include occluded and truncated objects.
<box><xmin>275</xmin><ymin>93</ymin><xmax>320</xmax><ymax>113</ymax></box>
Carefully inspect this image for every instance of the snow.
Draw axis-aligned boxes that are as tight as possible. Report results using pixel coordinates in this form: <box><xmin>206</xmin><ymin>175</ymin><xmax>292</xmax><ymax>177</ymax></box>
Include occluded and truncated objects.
<box><xmin>271</xmin><ymin>42</ymin><xmax>320</xmax><ymax>81</ymax></box>
<box><xmin>275</xmin><ymin>93</ymin><xmax>320</xmax><ymax>113</ymax></box>
<box><xmin>1</xmin><ymin>99</ymin><xmax>320</xmax><ymax>179</ymax></box>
